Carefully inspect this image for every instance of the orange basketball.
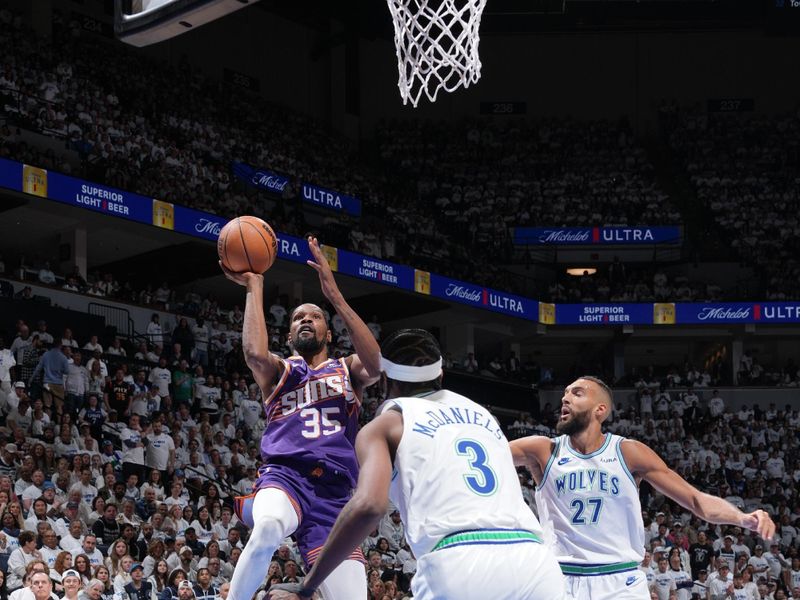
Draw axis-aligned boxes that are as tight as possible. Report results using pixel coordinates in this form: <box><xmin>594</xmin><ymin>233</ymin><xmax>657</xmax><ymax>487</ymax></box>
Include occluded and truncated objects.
<box><xmin>217</xmin><ymin>216</ymin><xmax>278</xmax><ymax>274</ymax></box>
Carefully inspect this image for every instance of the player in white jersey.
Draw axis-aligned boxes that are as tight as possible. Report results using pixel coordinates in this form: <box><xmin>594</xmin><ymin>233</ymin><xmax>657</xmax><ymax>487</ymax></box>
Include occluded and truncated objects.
<box><xmin>269</xmin><ymin>329</ymin><xmax>565</xmax><ymax>600</ymax></box>
<box><xmin>510</xmin><ymin>376</ymin><xmax>775</xmax><ymax>600</ymax></box>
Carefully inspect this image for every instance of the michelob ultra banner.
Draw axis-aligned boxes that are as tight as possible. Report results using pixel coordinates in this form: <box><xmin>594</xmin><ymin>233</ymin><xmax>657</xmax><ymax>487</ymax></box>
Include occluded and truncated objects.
<box><xmin>513</xmin><ymin>226</ymin><xmax>681</xmax><ymax>245</ymax></box>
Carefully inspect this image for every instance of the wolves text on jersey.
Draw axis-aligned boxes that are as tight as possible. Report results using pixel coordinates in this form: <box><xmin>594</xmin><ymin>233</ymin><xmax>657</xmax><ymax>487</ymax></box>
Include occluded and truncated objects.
<box><xmin>554</xmin><ymin>469</ymin><xmax>620</xmax><ymax>496</ymax></box>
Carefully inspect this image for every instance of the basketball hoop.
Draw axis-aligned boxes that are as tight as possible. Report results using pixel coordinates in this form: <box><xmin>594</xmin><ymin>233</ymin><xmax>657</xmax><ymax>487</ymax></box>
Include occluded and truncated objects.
<box><xmin>386</xmin><ymin>0</ymin><xmax>487</xmax><ymax>107</ymax></box>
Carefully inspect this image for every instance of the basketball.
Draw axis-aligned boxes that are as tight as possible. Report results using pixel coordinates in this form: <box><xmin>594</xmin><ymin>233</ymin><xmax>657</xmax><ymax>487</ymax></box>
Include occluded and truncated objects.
<box><xmin>217</xmin><ymin>216</ymin><xmax>278</xmax><ymax>274</ymax></box>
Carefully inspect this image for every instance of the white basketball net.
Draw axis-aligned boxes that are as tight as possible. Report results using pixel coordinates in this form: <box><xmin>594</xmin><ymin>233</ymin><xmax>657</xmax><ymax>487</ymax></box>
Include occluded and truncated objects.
<box><xmin>387</xmin><ymin>0</ymin><xmax>488</xmax><ymax>107</ymax></box>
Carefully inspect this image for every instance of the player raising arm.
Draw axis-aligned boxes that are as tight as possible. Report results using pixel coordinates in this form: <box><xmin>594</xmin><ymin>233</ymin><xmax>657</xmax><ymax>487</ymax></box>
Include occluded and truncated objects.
<box><xmin>510</xmin><ymin>376</ymin><xmax>774</xmax><ymax>600</ymax></box>
<box><xmin>221</xmin><ymin>235</ymin><xmax>381</xmax><ymax>600</ymax></box>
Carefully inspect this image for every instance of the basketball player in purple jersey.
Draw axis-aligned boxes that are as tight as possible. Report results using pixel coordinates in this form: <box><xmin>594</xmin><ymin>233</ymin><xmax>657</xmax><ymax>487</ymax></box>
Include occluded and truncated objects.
<box><xmin>220</xmin><ymin>235</ymin><xmax>381</xmax><ymax>600</ymax></box>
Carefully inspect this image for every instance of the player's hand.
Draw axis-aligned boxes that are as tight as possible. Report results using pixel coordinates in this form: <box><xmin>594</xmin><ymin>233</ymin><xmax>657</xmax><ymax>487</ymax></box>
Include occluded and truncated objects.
<box><xmin>741</xmin><ymin>509</ymin><xmax>776</xmax><ymax>540</ymax></box>
<box><xmin>219</xmin><ymin>261</ymin><xmax>263</xmax><ymax>288</ymax></box>
<box><xmin>306</xmin><ymin>236</ymin><xmax>340</xmax><ymax>301</ymax></box>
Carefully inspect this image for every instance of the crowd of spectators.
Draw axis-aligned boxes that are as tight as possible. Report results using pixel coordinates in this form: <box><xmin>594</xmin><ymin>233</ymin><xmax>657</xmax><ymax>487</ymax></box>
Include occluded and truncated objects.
<box><xmin>4</xmin><ymin>7</ymin><xmax>799</xmax><ymax>302</ymax></box>
<box><xmin>376</xmin><ymin>116</ymin><xmax>679</xmax><ymax>254</ymax></box>
<box><xmin>663</xmin><ymin>105</ymin><xmax>800</xmax><ymax>302</ymax></box>
<box><xmin>0</xmin><ymin>6</ymin><xmax>689</xmax><ymax>299</ymax></box>
<box><xmin>543</xmin><ymin>259</ymin><xmax>724</xmax><ymax>303</ymax></box>
<box><xmin>0</xmin><ymin>302</ymin><xmax>401</xmax><ymax>600</ymax></box>
<box><xmin>0</xmin><ymin>7</ymin><xmax>509</xmax><ymax>293</ymax></box>
<box><xmin>2</xmin><ymin>281</ymin><xmax>800</xmax><ymax>600</ymax></box>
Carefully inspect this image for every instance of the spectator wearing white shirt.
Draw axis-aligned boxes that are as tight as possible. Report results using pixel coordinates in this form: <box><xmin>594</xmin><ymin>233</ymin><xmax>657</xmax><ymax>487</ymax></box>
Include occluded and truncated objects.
<box><xmin>69</xmin><ymin>468</ymin><xmax>98</xmax><ymax>506</ymax></box>
<box><xmin>146</xmin><ymin>314</ymin><xmax>163</xmax><ymax>346</ymax></box>
<box><xmin>765</xmin><ymin>542</ymin><xmax>789</xmax><ymax>582</ymax></box>
<box><xmin>64</xmin><ymin>352</ymin><xmax>89</xmax><ymax>413</ymax></box>
<box><xmin>268</xmin><ymin>300</ymin><xmax>287</xmax><ymax>328</ymax></box>
<box><xmin>21</xmin><ymin>469</ymin><xmax>46</xmax><ymax>511</ymax></box>
<box><xmin>708</xmin><ymin>391</ymin><xmax>725</xmax><ymax>418</ymax></box>
<box><xmin>38</xmin><ymin>262</ymin><xmax>56</xmax><ymax>285</ymax></box>
<box><xmin>120</xmin><ymin>414</ymin><xmax>146</xmax><ymax>483</ymax></box>
<box><xmin>83</xmin><ymin>335</ymin><xmax>103</xmax><ymax>354</ymax></box>
<box><xmin>766</xmin><ymin>451</ymin><xmax>785</xmax><ymax>479</ymax></box>
<box><xmin>10</xmin><ymin>325</ymin><xmax>32</xmax><ymax>364</ymax></box>
<box><xmin>0</xmin><ymin>336</ymin><xmax>17</xmax><ymax>393</ymax></box>
<box><xmin>192</xmin><ymin>318</ymin><xmax>211</xmax><ymax>368</ymax></box>
<box><xmin>652</xmin><ymin>556</ymin><xmax>677</xmax><ymax>600</ymax></box>
<box><xmin>707</xmin><ymin>562</ymin><xmax>733</xmax><ymax>600</ymax></box>
<box><xmin>71</xmin><ymin>534</ymin><xmax>104</xmax><ymax>568</ymax></box>
<box><xmin>748</xmin><ymin>544</ymin><xmax>770</xmax><ymax>578</ymax></box>
<box><xmin>7</xmin><ymin>531</ymin><xmax>41</xmax><ymax>590</ymax></box>
<box><xmin>148</xmin><ymin>358</ymin><xmax>172</xmax><ymax>398</ymax></box>
<box><xmin>59</xmin><ymin>519</ymin><xmax>85</xmax><ymax>552</ymax></box>
<box><xmin>145</xmin><ymin>419</ymin><xmax>175</xmax><ymax>478</ymax></box>
<box><xmin>106</xmin><ymin>339</ymin><xmax>126</xmax><ymax>357</ymax></box>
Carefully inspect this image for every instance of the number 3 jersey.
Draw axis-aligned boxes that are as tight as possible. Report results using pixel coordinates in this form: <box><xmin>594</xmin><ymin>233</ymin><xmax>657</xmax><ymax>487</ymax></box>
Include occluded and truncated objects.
<box><xmin>534</xmin><ymin>433</ymin><xmax>644</xmax><ymax>568</ymax></box>
<box><xmin>261</xmin><ymin>356</ymin><xmax>360</xmax><ymax>487</ymax></box>
<box><xmin>383</xmin><ymin>389</ymin><xmax>543</xmax><ymax>558</ymax></box>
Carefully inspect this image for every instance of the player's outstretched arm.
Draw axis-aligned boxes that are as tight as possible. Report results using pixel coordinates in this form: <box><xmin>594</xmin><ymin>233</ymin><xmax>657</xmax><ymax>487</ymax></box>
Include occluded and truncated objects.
<box><xmin>508</xmin><ymin>436</ymin><xmax>553</xmax><ymax>485</ymax></box>
<box><xmin>219</xmin><ymin>262</ymin><xmax>283</xmax><ymax>392</ymax></box>
<box><xmin>305</xmin><ymin>236</ymin><xmax>381</xmax><ymax>387</ymax></box>
<box><xmin>268</xmin><ymin>411</ymin><xmax>403</xmax><ymax>600</ymax></box>
<box><xmin>622</xmin><ymin>439</ymin><xmax>776</xmax><ymax>540</ymax></box>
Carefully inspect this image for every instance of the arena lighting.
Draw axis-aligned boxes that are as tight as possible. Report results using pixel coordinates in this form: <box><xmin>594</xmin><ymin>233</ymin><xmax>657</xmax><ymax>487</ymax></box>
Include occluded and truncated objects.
<box><xmin>566</xmin><ymin>268</ymin><xmax>597</xmax><ymax>276</ymax></box>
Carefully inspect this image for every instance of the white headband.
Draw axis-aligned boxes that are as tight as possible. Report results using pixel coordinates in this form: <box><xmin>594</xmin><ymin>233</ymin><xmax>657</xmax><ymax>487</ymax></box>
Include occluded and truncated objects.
<box><xmin>381</xmin><ymin>356</ymin><xmax>443</xmax><ymax>382</ymax></box>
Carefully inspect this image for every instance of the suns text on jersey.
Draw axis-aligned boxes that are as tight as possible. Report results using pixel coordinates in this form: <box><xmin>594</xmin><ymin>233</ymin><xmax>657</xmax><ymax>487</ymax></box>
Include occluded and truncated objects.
<box><xmin>279</xmin><ymin>375</ymin><xmax>346</xmax><ymax>415</ymax></box>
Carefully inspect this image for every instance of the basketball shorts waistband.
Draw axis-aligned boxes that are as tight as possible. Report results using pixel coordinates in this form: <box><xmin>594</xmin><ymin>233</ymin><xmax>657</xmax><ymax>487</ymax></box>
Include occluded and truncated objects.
<box><xmin>559</xmin><ymin>561</ymin><xmax>639</xmax><ymax>576</ymax></box>
<box><xmin>431</xmin><ymin>528</ymin><xmax>543</xmax><ymax>553</ymax></box>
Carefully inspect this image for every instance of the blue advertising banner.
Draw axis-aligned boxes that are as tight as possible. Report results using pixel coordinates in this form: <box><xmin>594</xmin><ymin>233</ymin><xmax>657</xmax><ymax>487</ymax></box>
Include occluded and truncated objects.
<box><xmin>555</xmin><ymin>303</ymin><xmax>654</xmax><ymax>325</ymax></box>
<box><xmin>300</xmin><ymin>182</ymin><xmax>361</xmax><ymax>217</ymax></box>
<box><xmin>675</xmin><ymin>303</ymin><xmax>756</xmax><ymax>324</ymax></box>
<box><xmin>0</xmin><ymin>158</ymin><xmax>22</xmax><ymax>192</ymax></box>
<box><xmin>172</xmin><ymin>205</ymin><xmax>311</xmax><ymax>264</ymax></box>
<box><xmin>513</xmin><ymin>226</ymin><xmax>681</xmax><ymax>245</ymax></box>
<box><xmin>429</xmin><ymin>274</ymin><xmax>538</xmax><ymax>320</ymax></box>
<box><xmin>47</xmin><ymin>172</ymin><xmax>152</xmax><ymax>224</ymax></box>
<box><xmin>231</xmin><ymin>162</ymin><xmax>290</xmax><ymax>195</ymax></box>
<box><xmin>2</xmin><ymin>157</ymin><xmax>800</xmax><ymax>325</ymax></box>
<box><xmin>757</xmin><ymin>302</ymin><xmax>800</xmax><ymax>323</ymax></box>
<box><xmin>336</xmin><ymin>250</ymin><xmax>414</xmax><ymax>288</ymax></box>
<box><xmin>173</xmin><ymin>205</ymin><xmax>227</xmax><ymax>241</ymax></box>
<box><xmin>274</xmin><ymin>232</ymin><xmax>313</xmax><ymax>265</ymax></box>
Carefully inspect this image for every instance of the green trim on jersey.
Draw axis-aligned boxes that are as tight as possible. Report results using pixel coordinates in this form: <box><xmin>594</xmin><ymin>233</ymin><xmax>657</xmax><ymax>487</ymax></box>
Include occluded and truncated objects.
<box><xmin>432</xmin><ymin>529</ymin><xmax>542</xmax><ymax>552</ymax></box>
<box><xmin>559</xmin><ymin>561</ymin><xmax>639</xmax><ymax>575</ymax></box>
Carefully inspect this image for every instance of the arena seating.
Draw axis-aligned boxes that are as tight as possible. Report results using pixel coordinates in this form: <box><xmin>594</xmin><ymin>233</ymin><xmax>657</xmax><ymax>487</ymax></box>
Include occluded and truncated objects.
<box><xmin>663</xmin><ymin>106</ymin><xmax>800</xmax><ymax>302</ymax></box>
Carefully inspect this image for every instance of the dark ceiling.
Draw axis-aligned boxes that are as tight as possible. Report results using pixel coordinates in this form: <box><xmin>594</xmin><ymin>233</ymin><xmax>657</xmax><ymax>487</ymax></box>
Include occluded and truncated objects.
<box><xmin>257</xmin><ymin>0</ymin><xmax>767</xmax><ymax>37</ymax></box>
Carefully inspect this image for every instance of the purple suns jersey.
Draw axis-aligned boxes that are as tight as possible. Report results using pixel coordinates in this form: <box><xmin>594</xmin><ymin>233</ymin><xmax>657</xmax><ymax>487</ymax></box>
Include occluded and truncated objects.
<box><xmin>260</xmin><ymin>356</ymin><xmax>361</xmax><ymax>484</ymax></box>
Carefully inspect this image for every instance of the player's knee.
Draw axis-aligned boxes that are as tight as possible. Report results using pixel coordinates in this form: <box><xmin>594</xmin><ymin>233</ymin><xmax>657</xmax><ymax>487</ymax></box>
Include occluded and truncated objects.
<box><xmin>248</xmin><ymin>516</ymin><xmax>285</xmax><ymax>554</ymax></box>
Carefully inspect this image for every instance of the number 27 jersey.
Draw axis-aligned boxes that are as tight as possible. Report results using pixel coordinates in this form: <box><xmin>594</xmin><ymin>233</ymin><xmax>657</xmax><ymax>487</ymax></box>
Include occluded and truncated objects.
<box><xmin>534</xmin><ymin>433</ymin><xmax>644</xmax><ymax>567</ymax></box>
